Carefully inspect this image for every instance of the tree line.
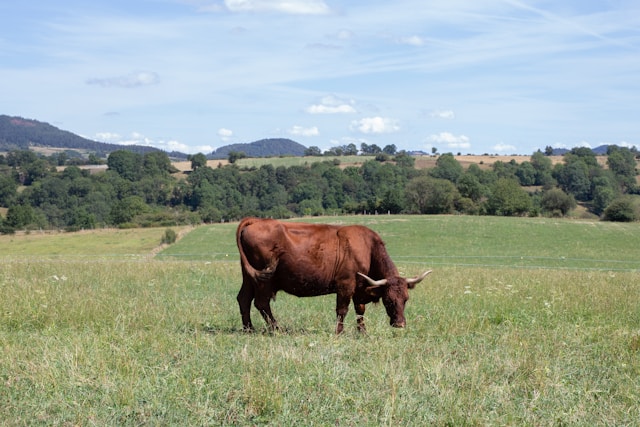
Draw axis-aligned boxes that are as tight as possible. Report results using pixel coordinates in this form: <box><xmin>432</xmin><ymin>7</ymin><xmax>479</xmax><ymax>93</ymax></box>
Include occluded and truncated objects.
<box><xmin>0</xmin><ymin>146</ymin><xmax>638</xmax><ymax>233</ymax></box>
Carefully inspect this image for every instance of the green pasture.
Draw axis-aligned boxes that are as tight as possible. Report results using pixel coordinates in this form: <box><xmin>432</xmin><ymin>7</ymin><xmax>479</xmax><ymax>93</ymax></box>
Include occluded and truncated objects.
<box><xmin>0</xmin><ymin>227</ymin><xmax>188</xmax><ymax>259</ymax></box>
<box><xmin>1</xmin><ymin>216</ymin><xmax>639</xmax><ymax>425</ymax></box>
<box><xmin>158</xmin><ymin>215</ymin><xmax>640</xmax><ymax>272</ymax></box>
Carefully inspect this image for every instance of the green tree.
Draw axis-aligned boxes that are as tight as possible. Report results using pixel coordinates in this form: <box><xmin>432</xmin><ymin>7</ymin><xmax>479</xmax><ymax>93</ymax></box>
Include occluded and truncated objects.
<box><xmin>485</xmin><ymin>178</ymin><xmax>532</xmax><ymax>216</ymax></box>
<box><xmin>107</xmin><ymin>150</ymin><xmax>142</xmax><ymax>181</ymax></box>
<box><xmin>143</xmin><ymin>151</ymin><xmax>174</xmax><ymax>177</ymax></box>
<box><xmin>515</xmin><ymin>161</ymin><xmax>536</xmax><ymax>186</ymax></box>
<box><xmin>394</xmin><ymin>151</ymin><xmax>415</xmax><ymax>168</ymax></box>
<box><xmin>492</xmin><ymin>160</ymin><xmax>518</xmax><ymax>180</ymax></box>
<box><xmin>0</xmin><ymin>175</ymin><xmax>17</xmax><ymax>206</ymax></box>
<box><xmin>567</xmin><ymin>147</ymin><xmax>598</xmax><ymax>167</ymax></box>
<box><xmin>456</xmin><ymin>172</ymin><xmax>484</xmax><ymax>202</ymax></box>
<box><xmin>540</xmin><ymin>188</ymin><xmax>576</xmax><ymax>217</ymax></box>
<box><xmin>110</xmin><ymin>195</ymin><xmax>150</xmax><ymax>225</ymax></box>
<box><xmin>23</xmin><ymin>158</ymin><xmax>52</xmax><ymax>185</ymax></box>
<box><xmin>430</xmin><ymin>153</ymin><xmax>463</xmax><ymax>182</ymax></box>
<box><xmin>6</xmin><ymin>150</ymin><xmax>38</xmax><ymax>167</ymax></box>
<box><xmin>344</xmin><ymin>143</ymin><xmax>358</xmax><ymax>156</ymax></box>
<box><xmin>228</xmin><ymin>151</ymin><xmax>246</xmax><ymax>164</ymax></box>
<box><xmin>304</xmin><ymin>146</ymin><xmax>322</xmax><ymax>156</ymax></box>
<box><xmin>592</xmin><ymin>185</ymin><xmax>616</xmax><ymax>216</ymax></box>
<box><xmin>297</xmin><ymin>198</ymin><xmax>324</xmax><ymax>216</ymax></box>
<box><xmin>189</xmin><ymin>153</ymin><xmax>208</xmax><ymax>170</ymax></box>
<box><xmin>555</xmin><ymin>161</ymin><xmax>592</xmax><ymax>201</ymax></box>
<box><xmin>379</xmin><ymin>186</ymin><xmax>405</xmax><ymax>214</ymax></box>
<box><xmin>530</xmin><ymin>151</ymin><xmax>556</xmax><ymax>187</ymax></box>
<box><xmin>607</xmin><ymin>146</ymin><xmax>637</xmax><ymax>191</ymax></box>
<box><xmin>405</xmin><ymin>176</ymin><xmax>458</xmax><ymax>214</ymax></box>
<box><xmin>360</xmin><ymin>143</ymin><xmax>382</xmax><ymax>155</ymax></box>
<box><xmin>5</xmin><ymin>204</ymin><xmax>35</xmax><ymax>228</ymax></box>
<box><xmin>383</xmin><ymin>144</ymin><xmax>397</xmax><ymax>155</ymax></box>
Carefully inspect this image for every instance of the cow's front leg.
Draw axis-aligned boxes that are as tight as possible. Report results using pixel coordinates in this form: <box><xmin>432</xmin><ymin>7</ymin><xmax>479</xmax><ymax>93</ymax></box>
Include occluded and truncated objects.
<box><xmin>354</xmin><ymin>302</ymin><xmax>367</xmax><ymax>333</ymax></box>
<box><xmin>335</xmin><ymin>295</ymin><xmax>351</xmax><ymax>334</ymax></box>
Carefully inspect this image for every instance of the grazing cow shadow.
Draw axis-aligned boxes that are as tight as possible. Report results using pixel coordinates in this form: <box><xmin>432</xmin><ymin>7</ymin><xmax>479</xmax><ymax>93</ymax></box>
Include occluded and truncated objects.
<box><xmin>177</xmin><ymin>321</ymin><xmax>319</xmax><ymax>336</ymax></box>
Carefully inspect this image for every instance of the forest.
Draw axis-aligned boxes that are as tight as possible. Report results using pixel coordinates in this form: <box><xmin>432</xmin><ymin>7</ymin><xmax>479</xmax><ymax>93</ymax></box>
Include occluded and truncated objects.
<box><xmin>0</xmin><ymin>145</ymin><xmax>638</xmax><ymax>233</ymax></box>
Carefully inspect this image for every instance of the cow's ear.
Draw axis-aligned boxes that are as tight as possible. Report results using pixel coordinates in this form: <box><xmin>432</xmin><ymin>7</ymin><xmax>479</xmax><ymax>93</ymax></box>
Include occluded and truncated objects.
<box><xmin>364</xmin><ymin>285</ymin><xmax>386</xmax><ymax>298</ymax></box>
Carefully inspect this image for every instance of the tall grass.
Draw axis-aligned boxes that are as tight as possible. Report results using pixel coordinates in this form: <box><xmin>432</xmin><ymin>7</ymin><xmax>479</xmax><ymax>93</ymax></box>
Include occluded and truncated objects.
<box><xmin>2</xmin><ymin>216</ymin><xmax>639</xmax><ymax>425</ymax></box>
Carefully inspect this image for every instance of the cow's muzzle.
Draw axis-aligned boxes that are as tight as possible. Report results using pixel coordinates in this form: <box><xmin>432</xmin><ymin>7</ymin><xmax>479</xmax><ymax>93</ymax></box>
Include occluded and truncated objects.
<box><xmin>391</xmin><ymin>320</ymin><xmax>406</xmax><ymax>328</ymax></box>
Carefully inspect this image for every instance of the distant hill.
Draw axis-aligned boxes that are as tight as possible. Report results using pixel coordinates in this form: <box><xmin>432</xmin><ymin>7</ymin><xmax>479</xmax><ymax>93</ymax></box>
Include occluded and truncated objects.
<box><xmin>0</xmin><ymin>115</ymin><xmax>184</xmax><ymax>158</ymax></box>
<box><xmin>551</xmin><ymin>145</ymin><xmax>612</xmax><ymax>156</ymax></box>
<box><xmin>210</xmin><ymin>138</ymin><xmax>307</xmax><ymax>159</ymax></box>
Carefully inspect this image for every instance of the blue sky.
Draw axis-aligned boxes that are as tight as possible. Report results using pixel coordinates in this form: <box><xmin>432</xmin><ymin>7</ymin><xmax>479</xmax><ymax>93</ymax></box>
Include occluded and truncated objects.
<box><xmin>1</xmin><ymin>0</ymin><xmax>638</xmax><ymax>155</ymax></box>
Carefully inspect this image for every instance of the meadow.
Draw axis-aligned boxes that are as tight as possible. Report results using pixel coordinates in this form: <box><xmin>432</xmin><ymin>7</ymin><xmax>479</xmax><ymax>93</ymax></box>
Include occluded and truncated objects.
<box><xmin>1</xmin><ymin>216</ymin><xmax>639</xmax><ymax>425</ymax></box>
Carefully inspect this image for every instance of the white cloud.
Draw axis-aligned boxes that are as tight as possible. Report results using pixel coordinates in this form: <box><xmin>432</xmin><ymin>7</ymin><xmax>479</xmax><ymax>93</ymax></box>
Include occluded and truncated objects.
<box><xmin>165</xmin><ymin>140</ymin><xmax>191</xmax><ymax>152</ymax></box>
<box><xmin>493</xmin><ymin>143</ymin><xmax>517</xmax><ymax>153</ymax></box>
<box><xmin>224</xmin><ymin>0</ymin><xmax>330</xmax><ymax>15</ymax></box>
<box><xmin>306</xmin><ymin>95</ymin><xmax>356</xmax><ymax>114</ymax></box>
<box><xmin>555</xmin><ymin>141</ymin><xmax>592</xmax><ymax>150</ymax></box>
<box><xmin>115</xmin><ymin>132</ymin><xmax>153</xmax><ymax>147</ymax></box>
<box><xmin>218</xmin><ymin>128</ymin><xmax>233</xmax><ymax>142</ymax></box>
<box><xmin>617</xmin><ymin>141</ymin><xmax>636</xmax><ymax>148</ymax></box>
<box><xmin>398</xmin><ymin>35</ymin><xmax>425</xmax><ymax>46</ymax></box>
<box><xmin>289</xmin><ymin>125</ymin><xmax>319</xmax><ymax>137</ymax></box>
<box><xmin>427</xmin><ymin>132</ymin><xmax>470</xmax><ymax>149</ymax></box>
<box><xmin>94</xmin><ymin>132</ymin><xmax>122</xmax><ymax>142</ymax></box>
<box><xmin>93</xmin><ymin>131</ymin><xmax>206</xmax><ymax>154</ymax></box>
<box><xmin>86</xmin><ymin>71</ymin><xmax>160</xmax><ymax>88</ymax></box>
<box><xmin>334</xmin><ymin>29</ymin><xmax>355</xmax><ymax>40</ymax></box>
<box><xmin>329</xmin><ymin>136</ymin><xmax>367</xmax><ymax>146</ymax></box>
<box><xmin>351</xmin><ymin>117</ymin><xmax>400</xmax><ymax>134</ymax></box>
<box><xmin>196</xmin><ymin>145</ymin><xmax>215</xmax><ymax>153</ymax></box>
<box><xmin>430</xmin><ymin>109</ymin><xmax>455</xmax><ymax>120</ymax></box>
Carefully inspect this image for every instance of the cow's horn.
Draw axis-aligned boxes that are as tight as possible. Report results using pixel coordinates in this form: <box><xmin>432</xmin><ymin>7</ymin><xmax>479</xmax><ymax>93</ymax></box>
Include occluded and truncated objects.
<box><xmin>357</xmin><ymin>272</ymin><xmax>388</xmax><ymax>287</ymax></box>
<box><xmin>406</xmin><ymin>270</ymin><xmax>432</xmax><ymax>285</ymax></box>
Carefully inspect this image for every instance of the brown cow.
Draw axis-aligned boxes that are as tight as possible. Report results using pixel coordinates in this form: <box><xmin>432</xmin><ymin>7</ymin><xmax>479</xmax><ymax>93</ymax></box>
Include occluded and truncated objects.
<box><xmin>236</xmin><ymin>217</ymin><xmax>431</xmax><ymax>334</ymax></box>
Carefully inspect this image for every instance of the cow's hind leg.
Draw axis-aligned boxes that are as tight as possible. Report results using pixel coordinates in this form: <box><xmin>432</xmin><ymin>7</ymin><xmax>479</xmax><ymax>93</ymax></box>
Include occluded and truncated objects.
<box><xmin>237</xmin><ymin>280</ymin><xmax>255</xmax><ymax>331</ymax></box>
<box><xmin>335</xmin><ymin>294</ymin><xmax>352</xmax><ymax>334</ymax></box>
<box><xmin>254</xmin><ymin>294</ymin><xmax>279</xmax><ymax>331</ymax></box>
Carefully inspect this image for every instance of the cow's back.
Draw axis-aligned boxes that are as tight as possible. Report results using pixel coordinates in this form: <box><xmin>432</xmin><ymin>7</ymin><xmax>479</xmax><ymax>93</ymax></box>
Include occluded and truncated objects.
<box><xmin>237</xmin><ymin>219</ymin><xmax>371</xmax><ymax>296</ymax></box>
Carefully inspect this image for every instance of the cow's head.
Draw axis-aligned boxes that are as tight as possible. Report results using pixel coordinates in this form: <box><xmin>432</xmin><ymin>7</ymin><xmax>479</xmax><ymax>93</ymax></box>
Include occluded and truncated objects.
<box><xmin>358</xmin><ymin>270</ymin><xmax>432</xmax><ymax>328</ymax></box>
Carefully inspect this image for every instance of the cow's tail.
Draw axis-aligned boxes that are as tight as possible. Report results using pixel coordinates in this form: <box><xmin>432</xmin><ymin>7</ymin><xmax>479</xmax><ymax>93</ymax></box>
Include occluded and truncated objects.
<box><xmin>236</xmin><ymin>217</ymin><xmax>278</xmax><ymax>282</ymax></box>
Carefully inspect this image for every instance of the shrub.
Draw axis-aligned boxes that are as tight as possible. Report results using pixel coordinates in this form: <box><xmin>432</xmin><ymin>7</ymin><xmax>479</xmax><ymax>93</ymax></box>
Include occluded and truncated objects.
<box><xmin>603</xmin><ymin>196</ymin><xmax>640</xmax><ymax>222</ymax></box>
<box><xmin>161</xmin><ymin>228</ymin><xmax>177</xmax><ymax>244</ymax></box>
<box><xmin>540</xmin><ymin>188</ymin><xmax>576</xmax><ymax>217</ymax></box>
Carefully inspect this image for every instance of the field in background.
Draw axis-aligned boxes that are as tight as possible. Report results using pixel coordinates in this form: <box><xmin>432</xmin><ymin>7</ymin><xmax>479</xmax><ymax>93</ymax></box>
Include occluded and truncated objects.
<box><xmin>158</xmin><ymin>215</ymin><xmax>640</xmax><ymax>271</ymax></box>
<box><xmin>0</xmin><ymin>227</ymin><xmax>191</xmax><ymax>259</ymax></box>
<box><xmin>1</xmin><ymin>216</ymin><xmax>639</xmax><ymax>425</ymax></box>
<box><xmin>171</xmin><ymin>154</ymin><xmax>574</xmax><ymax>173</ymax></box>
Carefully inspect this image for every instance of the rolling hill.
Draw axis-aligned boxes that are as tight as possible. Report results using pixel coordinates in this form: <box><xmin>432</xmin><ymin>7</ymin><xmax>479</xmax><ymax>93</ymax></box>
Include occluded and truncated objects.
<box><xmin>0</xmin><ymin>115</ymin><xmax>172</xmax><ymax>157</ymax></box>
<box><xmin>0</xmin><ymin>115</ymin><xmax>308</xmax><ymax>160</ymax></box>
<box><xmin>209</xmin><ymin>138</ymin><xmax>307</xmax><ymax>159</ymax></box>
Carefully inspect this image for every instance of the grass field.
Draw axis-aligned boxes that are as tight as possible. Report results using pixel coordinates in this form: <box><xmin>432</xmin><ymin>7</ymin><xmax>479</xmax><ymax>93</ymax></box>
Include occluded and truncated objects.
<box><xmin>1</xmin><ymin>216</ymin><xmax>639</xmax><ymax>425</ymax></box>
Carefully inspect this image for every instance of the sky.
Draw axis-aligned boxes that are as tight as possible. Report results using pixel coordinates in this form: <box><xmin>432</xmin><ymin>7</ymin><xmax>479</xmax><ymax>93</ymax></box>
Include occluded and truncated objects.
<box><xmin>1</xmin><ymin>0</ymin><xmax>639</xmax><ymax>155</ymax></box>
